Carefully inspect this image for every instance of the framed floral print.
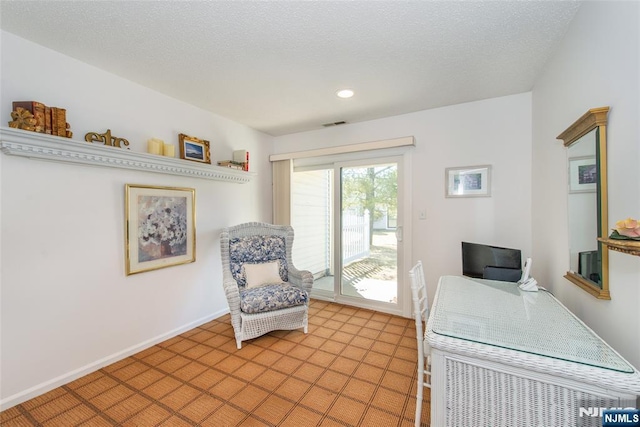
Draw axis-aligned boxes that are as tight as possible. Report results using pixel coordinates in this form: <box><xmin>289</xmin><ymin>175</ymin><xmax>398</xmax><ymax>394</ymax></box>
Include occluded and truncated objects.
<box><xmin>125</xmin><ymin>184</ymin><xmax>196</xmax><ymax>275</ymax></box>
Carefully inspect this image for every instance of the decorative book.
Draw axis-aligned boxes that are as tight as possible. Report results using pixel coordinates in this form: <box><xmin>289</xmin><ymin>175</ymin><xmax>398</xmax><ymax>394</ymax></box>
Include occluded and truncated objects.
<box><xmin>12</xmin><ymin>101</ymin><xmax>45</xmax><ymax>133</ymax></box>
<box><xmin>10</xmin><ymin>101</ymin><xmax>72</xmax><ymax>138</ymax></box>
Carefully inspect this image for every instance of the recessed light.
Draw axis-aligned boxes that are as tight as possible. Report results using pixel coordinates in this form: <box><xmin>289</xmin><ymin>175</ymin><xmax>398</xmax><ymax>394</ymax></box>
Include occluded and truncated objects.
<box><xmin>336</xmin><ymin>89</ymin><xmax>354</xmax><ymax>99</ymax></box>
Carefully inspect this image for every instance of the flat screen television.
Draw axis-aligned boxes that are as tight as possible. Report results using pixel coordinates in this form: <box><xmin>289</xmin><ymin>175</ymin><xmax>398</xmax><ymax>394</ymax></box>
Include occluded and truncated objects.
<box><xmin>461</xmin><ymin>241</ymin><xmax>522</xmax><ymax>279</ymax></box>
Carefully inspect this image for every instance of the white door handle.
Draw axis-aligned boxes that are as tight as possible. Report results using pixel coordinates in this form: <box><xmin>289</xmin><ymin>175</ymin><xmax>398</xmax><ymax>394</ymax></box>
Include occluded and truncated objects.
<box><xmin>395</xmin><ymin>226</ymin><xmax>403</xmax><ymax>242</ymax></box>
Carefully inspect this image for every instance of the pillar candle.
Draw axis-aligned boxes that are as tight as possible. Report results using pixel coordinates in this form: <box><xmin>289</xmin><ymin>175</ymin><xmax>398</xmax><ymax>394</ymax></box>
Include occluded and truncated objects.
<box><xmin>163</xmin><ymin>143</ymin><xmax>175</xmax><ymax>157</ymax></box>
<box><xmin>147</xmin><ymin>139</ymin><xmax>162</xmax><ymax>155</ymax></box>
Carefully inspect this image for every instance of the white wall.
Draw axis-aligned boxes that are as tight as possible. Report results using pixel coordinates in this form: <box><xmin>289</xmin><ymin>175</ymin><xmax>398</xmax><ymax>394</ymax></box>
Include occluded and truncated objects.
<box><xmin>274</xmin><ymin>93</ymin><xmax>533</xmax><ymax>314</ymax></box>
<box><xmin>532</xmin><ymin>1</ymin><xmax>640</xmax><ymax>368</ymax></box>
<box><xmin>0</xmin><ymin>31</ymin><xmax>273</xmax><ymax>408</ymax></box>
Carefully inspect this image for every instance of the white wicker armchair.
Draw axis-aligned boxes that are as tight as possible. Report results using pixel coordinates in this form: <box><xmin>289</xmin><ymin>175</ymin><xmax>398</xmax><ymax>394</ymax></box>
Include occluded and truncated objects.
<box><xmin>220</xmin><ymin>222</ymin><xmax>313</xmax><ymax>349</ymax></box>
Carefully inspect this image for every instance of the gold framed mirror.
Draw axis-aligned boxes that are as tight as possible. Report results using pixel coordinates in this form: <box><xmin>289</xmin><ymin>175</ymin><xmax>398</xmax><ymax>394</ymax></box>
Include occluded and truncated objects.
<box><xmin>557</xmin><ymin>107</ymin><xmax>610</xmax><ymax>299</ymax></box>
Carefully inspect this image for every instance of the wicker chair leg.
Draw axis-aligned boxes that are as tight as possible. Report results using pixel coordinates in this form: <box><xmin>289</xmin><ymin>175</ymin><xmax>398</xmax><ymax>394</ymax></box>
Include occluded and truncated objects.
<box><xmin>415</xmin><ymin>363</ymin><xmax>424</xmax><ymax>427</ymax></box>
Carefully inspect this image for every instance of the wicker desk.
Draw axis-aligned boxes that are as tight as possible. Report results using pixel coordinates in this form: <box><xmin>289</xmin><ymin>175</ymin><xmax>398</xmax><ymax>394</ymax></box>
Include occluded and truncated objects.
<box><xmin>426</xmin><ymin>275</ymin><xmax>640</xmax><ymax>427</ymax></box>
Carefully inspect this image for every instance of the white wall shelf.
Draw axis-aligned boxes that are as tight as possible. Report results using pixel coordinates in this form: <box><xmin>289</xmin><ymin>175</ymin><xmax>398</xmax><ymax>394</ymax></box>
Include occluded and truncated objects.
<box><xmin>0</xmin><ymin>127</ymin><xmax>255</xmax><ymax>184</ymax></box>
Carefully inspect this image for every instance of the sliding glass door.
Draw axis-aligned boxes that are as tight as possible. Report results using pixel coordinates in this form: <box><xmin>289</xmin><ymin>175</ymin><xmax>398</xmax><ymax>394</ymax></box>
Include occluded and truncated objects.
<box><xmin>291</xmin><ymin>156</ymin><xmax>405</xmax><ymax>315</ymax></box>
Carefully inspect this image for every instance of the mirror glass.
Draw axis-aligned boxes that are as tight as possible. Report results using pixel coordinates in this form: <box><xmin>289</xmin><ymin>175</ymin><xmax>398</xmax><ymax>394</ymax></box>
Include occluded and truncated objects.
<box><xmin>567</xmin><ymin>129</ymin><xmax>601</xmax><ymax>285</ymax></box>
<box><xmin>559</xmin><ymin>107</ymin><xmax>609</xmax><ymax>300</ymax></box>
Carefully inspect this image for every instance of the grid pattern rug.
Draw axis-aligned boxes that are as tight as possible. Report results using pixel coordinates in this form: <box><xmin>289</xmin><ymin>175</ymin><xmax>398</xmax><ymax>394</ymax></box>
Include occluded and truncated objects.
<box><xmin>1</xmin><ymin>300</ymin><xmax>430</xmax><ymax>426</ymax></box>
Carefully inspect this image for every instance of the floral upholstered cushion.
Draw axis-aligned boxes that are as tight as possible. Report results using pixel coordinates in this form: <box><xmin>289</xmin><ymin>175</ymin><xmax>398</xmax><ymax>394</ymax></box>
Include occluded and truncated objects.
<box><xmin>229</xmin><ymin>235</ymin><xmax>288</xmax><ymax>288</ymax></box>
<box><xmin>239</xmin><ymin>283</ymin><xmax>308</xmax><ymax>314</ymax></box>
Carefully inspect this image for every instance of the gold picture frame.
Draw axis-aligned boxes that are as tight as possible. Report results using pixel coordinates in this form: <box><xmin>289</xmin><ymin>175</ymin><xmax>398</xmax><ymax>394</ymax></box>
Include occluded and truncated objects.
<box><xmin>179</xmin><ymin>133</ymin><xmax>211</xmax><ymax>164</ymax></box>
<box><xmin>125</xmin><ymin>184</ymin><xmax>196</xmax><ymax>275</ymax></box>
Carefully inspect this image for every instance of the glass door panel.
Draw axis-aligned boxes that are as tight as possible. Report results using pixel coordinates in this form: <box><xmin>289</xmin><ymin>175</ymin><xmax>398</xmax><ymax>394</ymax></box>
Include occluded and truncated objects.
<box><xmin>291</xmin><ymin>157</ymin><xmax>404</xmax><ymax>314</ymax></box>
<box><xmin>291</xmin><ymin>169</ymin><xmax>334</xmax><ymax>296</ymax></box>
<box><xmin>340</xmin><ymin>163</ymin><xmax>398</xmax><ymax>304</ymax></box>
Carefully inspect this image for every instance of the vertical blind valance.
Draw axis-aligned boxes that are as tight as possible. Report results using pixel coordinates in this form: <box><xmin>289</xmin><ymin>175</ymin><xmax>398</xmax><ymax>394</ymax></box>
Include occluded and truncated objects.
<box><xmin>269</xmin><ymin>136</ymin><xmax>414</xmax><ymax>162</ymax></box>
<box><xmin>271</xmin><ymin>136</ymin><xmax>414</xmax><ymax>226</ymax></box>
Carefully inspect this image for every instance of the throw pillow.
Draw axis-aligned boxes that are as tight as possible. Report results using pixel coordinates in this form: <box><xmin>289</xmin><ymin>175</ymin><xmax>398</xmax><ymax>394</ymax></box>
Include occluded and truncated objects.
<box><xmin>243</xmin><ymin>261</ymin><xmax>282</xmax><ymax>288</ymax></box>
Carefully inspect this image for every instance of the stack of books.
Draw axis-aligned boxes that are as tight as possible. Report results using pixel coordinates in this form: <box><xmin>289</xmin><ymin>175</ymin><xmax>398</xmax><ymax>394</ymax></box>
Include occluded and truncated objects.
<box><xmin>11</xmin><ymin>101</ymin><xmax>72</xmax><ymax>138</ymax></box>
<box><xmin>217</xmin><ymin>160</ymin><xmax>245</xmax><ymax>170</ymax></box>
<box><xmin>217</xmin><ymin>150</ymin><xmax>249</xmax><ymax>171</ymax></box>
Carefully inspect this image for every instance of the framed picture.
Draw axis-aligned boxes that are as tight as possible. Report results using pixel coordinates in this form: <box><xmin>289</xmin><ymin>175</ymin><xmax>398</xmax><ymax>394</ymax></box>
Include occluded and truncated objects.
<box><xmin>445</xmin><ymin>165</ymin><xmax>492</xmax><ymax>198</ymax></box>
<box><xmin>179</xmin><ymin>133</ymin><xmax>211</xmax><ymax>164</ymax></box>
<box><xmin>125</xmin><ymin>184</ymin><xmax>196</xmax><ymax>275</ymax></box>
<box><xmin>568</xmin><ymin>156</ymin><xmax>597</xmax><ymax>193</ymax></box>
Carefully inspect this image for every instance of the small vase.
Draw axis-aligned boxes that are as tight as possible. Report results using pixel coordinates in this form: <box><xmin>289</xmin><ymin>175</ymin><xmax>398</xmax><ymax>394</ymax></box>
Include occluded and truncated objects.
<box><xmin>160</xmin><ymin>241</ymin><xmax>172</xmax><ymax>256</ymax></box>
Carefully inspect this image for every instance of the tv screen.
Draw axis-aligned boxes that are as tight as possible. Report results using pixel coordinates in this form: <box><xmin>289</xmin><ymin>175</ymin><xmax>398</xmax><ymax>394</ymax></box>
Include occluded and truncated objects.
<box><xmin>461</xmin><ymin>242</ymin><xmax>522</xmax><ymax>279</ymax></box>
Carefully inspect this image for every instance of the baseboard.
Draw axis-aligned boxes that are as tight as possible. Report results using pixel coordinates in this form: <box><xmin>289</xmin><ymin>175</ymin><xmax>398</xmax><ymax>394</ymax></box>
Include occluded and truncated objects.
<box><xmin>0</xmin><ymin>308</ymin><xmax>229</xmax><ymax>411</ymax></box>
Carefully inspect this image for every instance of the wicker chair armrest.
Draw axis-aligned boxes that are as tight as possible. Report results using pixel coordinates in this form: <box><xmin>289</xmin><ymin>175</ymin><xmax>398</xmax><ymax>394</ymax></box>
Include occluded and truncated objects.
<box><xmin>223</xmin><ymin>278</ymin><xmax>241</xmax><ymax>306</ymax></box>
<box><xmin>288</xmin><ymin>267</ymin><xmax>314</xmax><ymax>292</ymax></box>
<box><xmin>220</xmin><ymin>230</ymin><xmax>240</xmax><ymax>309</ymax></box>
<box><xmin>222</xmin><ymin>276</ymin><xmax>242</xmax><ymax>331</ymax></box>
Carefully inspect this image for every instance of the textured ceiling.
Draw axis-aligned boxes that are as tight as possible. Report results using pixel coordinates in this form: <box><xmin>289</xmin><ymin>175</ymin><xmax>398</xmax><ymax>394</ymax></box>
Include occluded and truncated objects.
<box><xmin>0</xmin><ymin>1</ymin><xmax>581</xmax><ymax>136</ymax></box>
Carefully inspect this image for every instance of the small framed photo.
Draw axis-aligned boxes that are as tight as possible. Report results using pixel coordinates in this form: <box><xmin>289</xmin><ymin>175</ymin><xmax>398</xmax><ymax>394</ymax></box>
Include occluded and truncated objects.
<box><xmin>445</xmin><ymin>165</ymin><xmax>492</xmax><ymax>198</ymax></box>
<box><xmin>179</xmin><ymin>133</ymin><xmax>211</xmax><ymax>164</ymax></box>
<box><xmin>568</xmin><ymin>156</ymin><xmax>597</xmax><ymax>193</ymax></box>
<box><xmin>125</xmin><ymin>184</ymin><xmax>196</xmax><ymax>275</ymax></box>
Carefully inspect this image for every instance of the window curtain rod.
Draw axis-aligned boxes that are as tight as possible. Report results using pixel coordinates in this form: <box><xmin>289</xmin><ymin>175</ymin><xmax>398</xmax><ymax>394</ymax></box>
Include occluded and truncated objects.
<box><xmin>269</xmin><ymin>136</ymin><xmax>414</xmax><ymax>162</ymax></box>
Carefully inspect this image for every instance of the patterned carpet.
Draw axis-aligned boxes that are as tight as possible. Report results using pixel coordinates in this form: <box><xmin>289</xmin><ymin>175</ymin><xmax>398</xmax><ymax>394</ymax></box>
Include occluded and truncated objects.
<box><xmin>1</xmin><ymin>300</ymin><xmax>429</xmax><ymax>426</ymax></box>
